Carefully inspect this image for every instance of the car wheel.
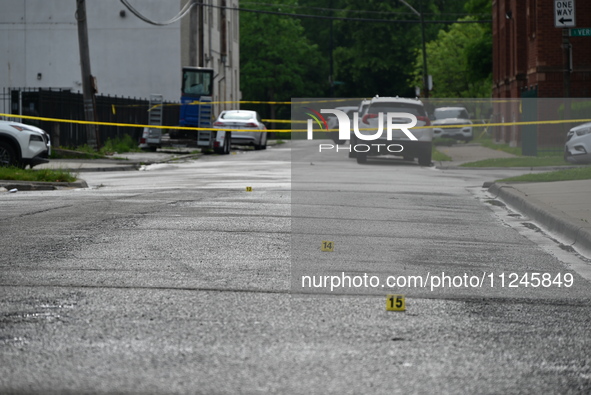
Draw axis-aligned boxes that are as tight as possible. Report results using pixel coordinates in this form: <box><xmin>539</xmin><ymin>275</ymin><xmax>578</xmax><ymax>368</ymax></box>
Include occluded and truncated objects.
<box><xmin>214</xmin><ymin>132</ymin><xmax>231</xmax><ymax>155</ymax></box>
<box><xmin>254</xmin><ymin>133</ymin><xmax>267</xmax><ymax>150</ymax></box>
<box><xmin>261</xmin><ymin>133</ymin><xmax>267</xmax><ymax>150</ymax></box>
<box><xmin>348</xmin><ymin>137</ymin><xmax>357</xmax><ymax>158</ymax></box>
<box><xmin>418</xmin><ymin>146</ymin><xmax>432</xmax><ymax>167</ymax></box>
<box><xmin>0</xmin><ymin>141</ymin><xmax>18</xmax><ymax>167</ymax></box>
<box><xmin>356</xmin><ymin>152</ymin><xmax>367</xmax><ymax>164</ymax></box>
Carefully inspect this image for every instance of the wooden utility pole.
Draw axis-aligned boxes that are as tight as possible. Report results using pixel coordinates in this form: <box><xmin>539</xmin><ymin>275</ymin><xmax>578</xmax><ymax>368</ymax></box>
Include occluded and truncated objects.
<box><xmin>75</xmin><ymin>0</ymin><xmax>98</xmax><ymax>149</ymax></box>
<box><xmin>189</xmin><ymin>0</ymin><xmax>198</xmax><ymax>66</ymax></box>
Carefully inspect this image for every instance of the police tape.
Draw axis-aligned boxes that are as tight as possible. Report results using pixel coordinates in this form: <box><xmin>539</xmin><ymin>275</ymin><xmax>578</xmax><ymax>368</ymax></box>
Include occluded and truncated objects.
<box><xmin>2</xmin><ymin>112</ymin><xmax>591</xmax><ymax>134</ymax></box>
<box><xmin>111</xmin><ymin>98</ymin><xmax>354</xmax><ymax>113</ymax></box>
<box><xmin>0</xmin><ymin>112</ymin><xmax>291</xmax><ymax>133</ymax></box>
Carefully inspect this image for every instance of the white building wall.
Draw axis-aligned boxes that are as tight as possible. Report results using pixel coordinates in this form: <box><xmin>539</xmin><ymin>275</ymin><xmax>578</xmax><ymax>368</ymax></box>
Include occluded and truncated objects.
<box><xmin>0</xmin><ymin>0</ymin><xmax>240</xmax><ymax>108</ymax></box>
<box><xmin>201</xmin><ymin>0</ymin><xmax>241</xmax><ymax>114</ymax></box>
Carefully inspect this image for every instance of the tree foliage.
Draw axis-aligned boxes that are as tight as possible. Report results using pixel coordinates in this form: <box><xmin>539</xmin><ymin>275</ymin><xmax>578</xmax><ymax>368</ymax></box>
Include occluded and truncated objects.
<box><xmin>239</xmin><ymin>0</ymin><xmax>493</xmax><ymax>117</ymax></box>
<box><xmin>240</xmin><ymin>1</ymin><xmax>325</xmax><ymax>121</ymax></box>
<box><xmin>409</xmin><ymin>17</ymin><xmax>491</xmax><ymax>98</ymax></box>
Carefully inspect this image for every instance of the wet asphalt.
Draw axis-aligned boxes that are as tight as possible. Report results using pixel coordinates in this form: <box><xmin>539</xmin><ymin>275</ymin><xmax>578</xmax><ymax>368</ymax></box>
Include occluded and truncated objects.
<box><xmin>1</xmin><ymin>141</ymin><xmax>589</xmax><ymax>394</ymax></box>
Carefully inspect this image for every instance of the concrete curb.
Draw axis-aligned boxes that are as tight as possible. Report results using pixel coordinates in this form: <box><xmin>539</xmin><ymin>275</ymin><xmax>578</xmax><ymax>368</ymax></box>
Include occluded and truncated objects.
<box><xmin>0</xmin><ymin>179</ymin><xmax>88</xmax><ymax>191</ymax></box>
<box><xmin>487</xmin><ymin>182</ymin><xmax>591</xmax><ymax>256</ymax></box>
<box><xmin>63</xmin><ymin>165</ymin><xmax>140</xmax><ymax>172</ymax></box>
<box><xmin>437</xmin><ymin>164</ymin><xmax>584</xmax><ymax>171</ymax></box>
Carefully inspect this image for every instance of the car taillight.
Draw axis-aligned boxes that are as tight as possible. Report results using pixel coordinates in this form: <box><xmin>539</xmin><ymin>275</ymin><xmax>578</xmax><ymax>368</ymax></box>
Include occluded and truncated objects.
<box><xmin>417</xmin><ymin>116</ymin><xmax>431</xmax><ymax>126</ymax></box>
<box><xmin>213</xmin><ymin>121</ymin><xmax>225</xmax><ymax>126</ymax></box>
<box><xmin>362</xmin><ymin>113</ymin><xmax>378</xmax><ymax>124</ymax></box>
<box><xmin>245</xmin><ymin>122</ymin><xmax>258</xmax><ymax>127</ymax></box>
<box><xmin>139</xmin><ymin>138</ymin><xmax>146</xmax><ymax>144</ymax></box>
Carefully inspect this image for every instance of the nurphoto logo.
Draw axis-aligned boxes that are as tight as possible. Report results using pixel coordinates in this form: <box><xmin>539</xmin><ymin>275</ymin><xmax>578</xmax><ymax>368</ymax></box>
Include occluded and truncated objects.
<box><xmin>304</xmin><ymin>108</ymin><xmax>418</xmax><ymax>153</ymax></box>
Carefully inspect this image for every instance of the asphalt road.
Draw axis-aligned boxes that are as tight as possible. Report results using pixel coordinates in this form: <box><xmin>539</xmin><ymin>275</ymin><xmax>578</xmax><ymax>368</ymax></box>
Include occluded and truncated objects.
<box><xmin>1</xmin><ymin>141</ymin><xmax>590</xmax><ymax>394</ymax></box>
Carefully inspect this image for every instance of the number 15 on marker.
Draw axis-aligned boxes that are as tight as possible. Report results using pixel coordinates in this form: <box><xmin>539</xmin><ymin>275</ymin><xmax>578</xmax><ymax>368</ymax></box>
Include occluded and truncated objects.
<box><xmin>386</xmin><ymin>295</ymin><xmax>405</xmax><ymax>311</ymax></box>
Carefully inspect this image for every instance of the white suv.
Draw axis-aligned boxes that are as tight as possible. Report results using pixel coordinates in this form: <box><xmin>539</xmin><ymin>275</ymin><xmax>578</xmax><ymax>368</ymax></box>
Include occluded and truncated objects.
<box><xmin>432</xmin><ymin>107</ymin><xmax>473</xmax><ymax>142</ymax></box>
<box><xmin>350</xmin><ymin>96</ymin><xmax>433</xmax><ymax>166</ymax></box>
<box><xmin>564</xmin><ymin>122</ymin><xmax>591</xmax><ymax>164</ymax></box>
<box><xmin>0</xmin><ymin>120</ymin><xmax>51</xmax><ymax>168</ymax></box>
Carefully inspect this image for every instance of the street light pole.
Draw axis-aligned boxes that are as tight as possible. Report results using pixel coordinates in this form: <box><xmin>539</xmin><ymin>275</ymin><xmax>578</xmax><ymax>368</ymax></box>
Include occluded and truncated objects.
<box><xmin>399</xmin><ymin>0</ymin><xmax>429</xmax><ymax>98</ymax></box>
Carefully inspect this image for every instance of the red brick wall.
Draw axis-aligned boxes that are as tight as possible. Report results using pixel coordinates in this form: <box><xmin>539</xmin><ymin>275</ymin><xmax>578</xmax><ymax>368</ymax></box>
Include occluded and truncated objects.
<box><xmin>493</xmin><ymin>0</ymin><xmax>591</xmax><ymax>98</ymax></box>
<box><xmin>492</xmin><ymin>0</ymin><xmax>591</xmax><ymax>147</ymax></box>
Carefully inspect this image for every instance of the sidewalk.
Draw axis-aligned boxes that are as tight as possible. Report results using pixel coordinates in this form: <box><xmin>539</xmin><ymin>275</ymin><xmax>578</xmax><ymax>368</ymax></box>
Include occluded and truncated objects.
<box><xmin>436</xmin><ymin>144</ymin><xmax>591</xmax><ymax>256</ymax></box>
<box><xmin>488</xmin><ymin>180</ymin><xmax>591</xmax><ymax>257</ymax></box>
<box><xmin>436</xmin><ymin>143</ymin><xmax>517</xmax><ymax>167</ymax></box>
<box><xmin>34</xmin><ymin>149</ymin><xmax>200</xmax><ymax>172</ymax></box>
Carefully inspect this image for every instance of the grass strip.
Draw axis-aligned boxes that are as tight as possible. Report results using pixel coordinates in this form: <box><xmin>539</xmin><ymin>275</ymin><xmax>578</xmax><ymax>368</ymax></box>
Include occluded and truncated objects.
<box><xmin>499</xmin><ymin>166</ymin><xmax>591</xmax><ymax>182</ymax></box>
<box><xmin>0</xmin><ymin>167</ymin><xmax>77</xmax><ymax>183</ymax></box>
<box><xmin>461</xmin><ymin>156</ymin><xmax>571</xmax><ymax>168</ymax></box>
<box><xmin>432</xmin><ymin>148</ymin><xmax>452</xmax><ymax>162</ymax></box>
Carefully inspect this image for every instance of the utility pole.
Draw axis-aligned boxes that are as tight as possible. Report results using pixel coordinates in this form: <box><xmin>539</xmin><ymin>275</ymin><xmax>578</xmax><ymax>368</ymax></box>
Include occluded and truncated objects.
<box><xmin>329</xmin><ymin>0</ymin><xmax>334</xmax><ymax>97</ymax></box>
<box><xmin>399</xmin><ymin>0</ymin><xmax>429</xmax><ymax>98</ymax></box>
<box><xmin>419</xmin><ymin>0</ymin><xmax>429</xmax><ymax>98</ymax></box>
<box><xmin>189</xmin><ymin>0</ymin><xmax>198</xmax><ymax>66</ymax></box>
<box><xmin>198</xmin><ymin>0</ymin><xmax>204</xmax><ymax>67</ymax></box>
<box><xmin>75</xmin><ymin>0</ymin><xmax>98</xmax><ymax>149</ymax></box>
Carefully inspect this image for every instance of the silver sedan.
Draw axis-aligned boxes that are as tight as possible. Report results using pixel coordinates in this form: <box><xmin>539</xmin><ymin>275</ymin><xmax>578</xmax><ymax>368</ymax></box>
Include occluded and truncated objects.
<box><xmin>213</xmin><ymin>110</ymin><xmax>267</xmax><ymax>150</ymax></box>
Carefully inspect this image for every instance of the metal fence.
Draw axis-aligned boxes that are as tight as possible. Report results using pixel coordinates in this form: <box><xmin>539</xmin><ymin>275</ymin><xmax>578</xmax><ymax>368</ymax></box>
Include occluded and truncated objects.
<box><xmin>1</xmin><ymin>88</ymin><xmax>179</xmax><ymax>148</ymax></box>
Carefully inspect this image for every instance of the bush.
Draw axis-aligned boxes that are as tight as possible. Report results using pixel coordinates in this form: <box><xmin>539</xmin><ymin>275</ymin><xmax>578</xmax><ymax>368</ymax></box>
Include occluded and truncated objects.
<box><xmin>100</xmin><ymin>135</ymin><xmax>140</xmax><ymax>154</ymax></box>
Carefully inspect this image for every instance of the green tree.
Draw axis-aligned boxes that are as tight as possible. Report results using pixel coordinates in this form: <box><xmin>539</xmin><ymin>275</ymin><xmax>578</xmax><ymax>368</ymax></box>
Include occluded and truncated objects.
<box><xmin>240</xmin><ymin>2</ymin><xmax>325</xmax><ymax>124</ymax></box>
<box><xmin>409</xmin><ymin>17</ymin><xmax>492</xmax><ymax>97</ymax></box>
<box><xmin>464</xmin><ymin>0</ymin><xmax>492</xmax><ymax>84</ymax></box>
<box><xmin>329</xmin><ymin>0</ymin><xmax>468</xmax><ymax>98</ymax></box>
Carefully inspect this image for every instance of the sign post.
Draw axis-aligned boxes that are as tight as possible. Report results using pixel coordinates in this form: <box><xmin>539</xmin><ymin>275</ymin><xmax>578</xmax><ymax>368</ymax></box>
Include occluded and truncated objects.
<box><xmin>554</xmin><ymin>0</ymin><xmax>576</xmax><ymax>28</ymax></box>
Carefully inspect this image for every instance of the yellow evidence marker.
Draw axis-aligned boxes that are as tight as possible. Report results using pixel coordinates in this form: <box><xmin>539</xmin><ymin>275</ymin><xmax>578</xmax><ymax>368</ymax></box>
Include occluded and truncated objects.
<box><xmin>246</xmin><ymin>186</ymin><xmax>253</xmax><ymax>192</ymax></box>
<box><xmin>386</xmin><ymin>294</ymin><xmax>406</xmax><ymax>311</ymax></box>
<box><xmin>321</xmin><ymin>241</ymin><xmax>334</xmax><ymax>252</ymax></box>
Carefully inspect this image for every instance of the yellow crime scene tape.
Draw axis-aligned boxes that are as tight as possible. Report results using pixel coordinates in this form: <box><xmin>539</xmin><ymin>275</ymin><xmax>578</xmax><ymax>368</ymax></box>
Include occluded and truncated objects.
<box><xmin>2</xmin><ymin>112</ymin><xmax>591</xmax><ymax>134</ymax></box>
<box><xmin>110</xmin><ymin>98</ymin><xmax>355</xmax><ymax>113</ymax></box>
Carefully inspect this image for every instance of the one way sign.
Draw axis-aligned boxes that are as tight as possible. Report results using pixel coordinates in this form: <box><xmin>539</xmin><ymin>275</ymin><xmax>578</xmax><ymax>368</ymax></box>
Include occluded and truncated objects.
<box><xmin>555</xmin><ymin>0</ymin><xmax>576</xmax><ymax>28</ymax></box>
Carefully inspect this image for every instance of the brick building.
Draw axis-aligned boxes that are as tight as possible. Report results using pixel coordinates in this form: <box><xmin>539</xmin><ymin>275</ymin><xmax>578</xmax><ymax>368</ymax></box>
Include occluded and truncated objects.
<box><xmin>492</xmin><ymin>0</ymin><xmax>591</xmax><ymax>150</ymax></box>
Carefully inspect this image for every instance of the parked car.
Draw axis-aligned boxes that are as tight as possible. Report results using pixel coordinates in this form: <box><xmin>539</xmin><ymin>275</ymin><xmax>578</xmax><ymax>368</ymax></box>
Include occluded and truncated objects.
<box><xmin>564</xmin><ymin>122</ymin><xmax>591</xmax><ymax>164</ymax></box>
<box><xmin>431</xmin><ymin>107</ymin><xmax>473</xmax><ymax>142</ymax></box>
<box><xmin>327</xmin><ymin>106</ymin><xmax>358</xmax><ymax>145</ymax></box>
<box><xmin>348</xmin><ymin>99</ymin><xmax>371</xmax><ymax>158</ymax></box>
<box><xmin>213</xmin><ymin>110</ymin><xmax>267</xmax><ymax>151</ymax></box>
<box><xmin>352</xmin><ymin>96</ymin><xmax>433</xmax><ymax>166</ymax></box>
<box><xmin>0</xmin><ymin>120</ymin><xmax>51</xmax><ymax>168</ymax></box>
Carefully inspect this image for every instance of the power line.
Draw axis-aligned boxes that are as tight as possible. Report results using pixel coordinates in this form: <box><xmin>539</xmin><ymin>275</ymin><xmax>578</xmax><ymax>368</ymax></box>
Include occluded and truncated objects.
<box><xmin>240</xmin><ymin>1</ymin><xmax>490</xmax><ymax>19</ymax></box>
<box><xmin>120</xmin><ymin>0</ymin><xmax>491</xmax><ymax>26</ymax></box>
<box><xmin>119</xmin><ymin>0</ymin><xmax>196</xmax><ymax>26</ymax></box>
<box><xmin>209</xmin><ymin>3</ymin><xmax>492</xmax><ymax>24</ymax></box>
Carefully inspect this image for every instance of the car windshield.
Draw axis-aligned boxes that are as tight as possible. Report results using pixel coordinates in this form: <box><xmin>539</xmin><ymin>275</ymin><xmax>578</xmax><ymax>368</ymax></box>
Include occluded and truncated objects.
<box><xmin>221</xmin><ymin>112</ymin><xmax>255</xmax><ymax>121</ymax></box>
<box><xmin>368</xmin><ymin>103</ymin><xmax>426</xmax><ymax>117</ymax></box>
<box><xmin>434</xmin><ymin>108</ymin><xmax>469</xmax><ymax>119</ymax></box>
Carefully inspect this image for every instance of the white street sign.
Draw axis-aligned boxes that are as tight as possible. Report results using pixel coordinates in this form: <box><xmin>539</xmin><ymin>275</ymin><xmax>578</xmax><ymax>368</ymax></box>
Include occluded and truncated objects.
<box><xmin>555</xmin><ymin>0</ymin><xmax>576</xmax><ymax>28</ymax></box>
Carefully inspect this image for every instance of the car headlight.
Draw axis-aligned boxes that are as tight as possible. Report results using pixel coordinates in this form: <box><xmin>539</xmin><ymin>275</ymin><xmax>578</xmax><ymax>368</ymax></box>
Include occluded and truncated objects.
<box><xmin>575</xmin><ymin>128</ymin><xmax>591</xmax><ymax>136</ymax></box>
<box><xmin>29</xmin><ymin>134</ymin><xmax>44</xmax><ymax>142</ymax></box>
